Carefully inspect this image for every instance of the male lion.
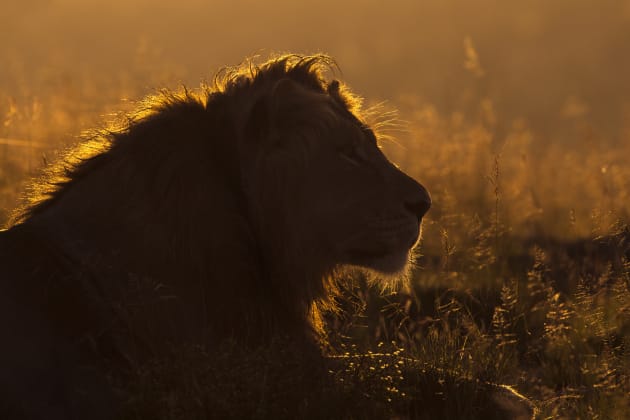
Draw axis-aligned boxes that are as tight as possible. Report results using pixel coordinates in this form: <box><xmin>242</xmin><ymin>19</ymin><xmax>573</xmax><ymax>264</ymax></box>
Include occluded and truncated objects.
<box><xmin>0</xmin><ymin>54</ymin><xmax>430</xmax><ymax>418</ymax></box>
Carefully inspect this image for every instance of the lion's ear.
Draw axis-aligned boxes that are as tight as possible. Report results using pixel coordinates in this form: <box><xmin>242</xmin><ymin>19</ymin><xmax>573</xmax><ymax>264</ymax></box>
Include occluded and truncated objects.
<box><xmin>270</xmin><ymin>78</ymin><xmax>306</xmax><ymax>106</ymax></box>
<box><xmin>327</xmin><ymin>79</ymin><xmax>354</xmax><ymax>110</ymax></box>
<box><xmin>244</xmin><ymin>93</ymin><xmax>273</xmax><ymax>149</ymax></box>
<box><xmin>244</xmin><ymin>78</ymin><xmax>325</xmax><ymax>150</ymax></box>
<box><xmin>267</xmin><ymin>78</ymin><xmax>313</xmax><ymax>129</ymax></box>
<box><xmin>241</xmin><ymin>79</ymin><xmax>293</xmax><ymax>150</ymax></box>
<box><xmin>269</xmin><ymin>78</ymin><xmax>330</xmax><ymax>144</ymax></box>
<box><xmin>244</xmin><ymin>79</ymin><xmax>309</xmax><ymax>149</ymax></box>
<box><xmin>327</xmin><ymin>80</ymin><xmax>341</xmax><ymax>96</ymax></box>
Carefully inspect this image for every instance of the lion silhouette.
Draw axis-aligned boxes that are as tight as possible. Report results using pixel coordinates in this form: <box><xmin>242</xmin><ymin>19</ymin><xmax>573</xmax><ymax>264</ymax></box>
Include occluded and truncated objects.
<box><xmin>0</xmin><ymin>55</ymin><xmax>430</xmax><ymax>418</ymax></box>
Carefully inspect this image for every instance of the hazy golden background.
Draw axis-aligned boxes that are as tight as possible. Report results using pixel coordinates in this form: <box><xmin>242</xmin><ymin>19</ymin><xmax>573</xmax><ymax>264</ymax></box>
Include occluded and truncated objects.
<box><xmin>2</xmin><ymin>0</ymin><xmax>630</xmax><ymax>242</ymax></box>
<box><xmin>2</xmin><ymin>3</ymin><xmax>630</xmax><ymax>417</ymax></box>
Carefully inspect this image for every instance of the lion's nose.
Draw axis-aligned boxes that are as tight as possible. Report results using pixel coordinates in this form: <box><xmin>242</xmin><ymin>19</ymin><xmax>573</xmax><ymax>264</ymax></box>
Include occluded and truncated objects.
<box><xmin>404</xmin><ymin>185</ymin><xmax>431</xmax><ymax>220</ymax></box>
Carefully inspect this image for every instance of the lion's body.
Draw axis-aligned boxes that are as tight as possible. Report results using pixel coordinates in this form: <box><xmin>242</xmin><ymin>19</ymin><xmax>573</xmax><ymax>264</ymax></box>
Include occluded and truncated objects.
<box><xmin>0</xmin><ymin>55</ymin><xmax>430</xmax><ymax>418</ymax></box>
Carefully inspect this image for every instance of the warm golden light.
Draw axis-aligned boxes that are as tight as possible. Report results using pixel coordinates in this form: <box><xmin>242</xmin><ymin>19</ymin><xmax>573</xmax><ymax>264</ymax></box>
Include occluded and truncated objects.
<box><xmin>0</xmin><ymin>1</ymin><xmax>628</xmax><ymax>418</ymax></box>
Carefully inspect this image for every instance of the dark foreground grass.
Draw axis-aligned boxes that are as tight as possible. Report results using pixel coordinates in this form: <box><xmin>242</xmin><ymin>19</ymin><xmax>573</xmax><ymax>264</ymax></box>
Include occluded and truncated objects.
<box><xmin>121</xmin><ymin>340</ymin><xmax>534</xmax><ymax>420</ymax></box>
<box><xmin>117</xmin><ymin>227</ymin><xmax>628</xmax><ymax>419</ymax></box>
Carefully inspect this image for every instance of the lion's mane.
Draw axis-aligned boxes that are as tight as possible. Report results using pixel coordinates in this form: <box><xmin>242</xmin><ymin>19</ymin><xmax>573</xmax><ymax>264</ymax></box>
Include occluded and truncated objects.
<box><xmin>4</xmin><ymin>55</ymin><xmax>372</xmax><ymax>350</ymax></box>
<box><xmin>1</xmin><ymin>54</ymin><xmax>431</xmax><ymax>418</ymax></box>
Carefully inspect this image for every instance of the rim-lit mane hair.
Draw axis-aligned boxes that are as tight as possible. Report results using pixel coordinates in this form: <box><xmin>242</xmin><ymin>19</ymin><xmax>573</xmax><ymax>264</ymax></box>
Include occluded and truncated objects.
<box><xmin>11</xmin><ymin>54</ymin><xmax>363</xmax><ymax>226</ymax></box>
<box><xmin>9</xmin><ymin>54</ymin><xmax>374</xmax><ymax>345</ymax></box>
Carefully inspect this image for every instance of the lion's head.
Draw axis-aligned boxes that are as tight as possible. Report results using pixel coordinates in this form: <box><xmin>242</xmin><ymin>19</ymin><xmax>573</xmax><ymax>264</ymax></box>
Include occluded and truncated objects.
<box><xmin>8</xmin><ymin>54</ymin><xmax>430</xmax><ymax>347</ymax></box>
<box><xmin>232</xmin><ymin>62</ymin><xmax>431</xmax><ymax>279</ymax></box>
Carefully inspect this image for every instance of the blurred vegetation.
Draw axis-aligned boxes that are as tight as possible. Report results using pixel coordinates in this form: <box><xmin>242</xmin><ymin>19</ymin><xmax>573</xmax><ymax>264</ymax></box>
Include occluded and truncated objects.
<box><xmin>2</xmin><ymin>0</ymin><xmax>629</xmax><ymax>418</ymax></box>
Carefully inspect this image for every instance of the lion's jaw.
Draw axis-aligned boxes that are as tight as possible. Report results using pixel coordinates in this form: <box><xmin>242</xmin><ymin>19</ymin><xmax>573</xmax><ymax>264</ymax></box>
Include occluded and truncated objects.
<box><xmin>350</xmin><ymin>216</ymin><xmax>422</xmax><ymax>274</ymax></box>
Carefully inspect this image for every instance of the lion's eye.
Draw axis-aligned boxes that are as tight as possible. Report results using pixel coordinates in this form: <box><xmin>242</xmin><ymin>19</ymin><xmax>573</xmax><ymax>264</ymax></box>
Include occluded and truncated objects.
<box><xmin>338</xmin><ymin>143</ymin><xmax>362</xmax><ymax>167</ymax></box>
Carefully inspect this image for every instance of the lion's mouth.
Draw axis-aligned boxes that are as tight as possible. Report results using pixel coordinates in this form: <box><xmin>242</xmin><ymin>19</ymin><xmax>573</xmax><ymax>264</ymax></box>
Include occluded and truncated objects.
<box><xmin>369</xmin><ymin>217</ymin><xmax>420</xmax><ymax>248</ymax></box>
<box><xmin>352</xmin><ymin>246</ymin><xmax>411</xmax><ymax>274</ymax></box>
<box><xmin>345</xmin><ymin>217</ymin><xmax>421</xmax><ymax>274</ymax></box>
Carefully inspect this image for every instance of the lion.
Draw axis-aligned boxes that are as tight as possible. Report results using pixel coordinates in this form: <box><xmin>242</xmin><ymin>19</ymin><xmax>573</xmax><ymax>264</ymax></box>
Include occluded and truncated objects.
<box><xmin>0</xmin><ymin>54</ymin><xmax>430</xmax><ymax>418</ymax></box>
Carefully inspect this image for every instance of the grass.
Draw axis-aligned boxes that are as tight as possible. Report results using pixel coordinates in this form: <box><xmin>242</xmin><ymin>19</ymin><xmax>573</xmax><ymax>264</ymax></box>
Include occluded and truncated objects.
<box><xmin>2</xmin><ymin>53</ymin><xmax>629</xmax><ymax>419</ymax></box>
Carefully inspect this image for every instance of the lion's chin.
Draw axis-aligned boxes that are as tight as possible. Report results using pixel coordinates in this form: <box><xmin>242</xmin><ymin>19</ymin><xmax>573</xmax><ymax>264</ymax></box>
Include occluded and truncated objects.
<box><xmin>348</xmin><ymin>245</ymin><xmax>412</xmax><ymax>275</ymax></box>
<box><xmin>344</xmin><ymin>220</ymin><xmax>422</xmax><ymax>275</ymax></box>
<box><xmin>365</xmin><ymin>248</ymin><xmax>412</xmax><ymax>274</ymax></box>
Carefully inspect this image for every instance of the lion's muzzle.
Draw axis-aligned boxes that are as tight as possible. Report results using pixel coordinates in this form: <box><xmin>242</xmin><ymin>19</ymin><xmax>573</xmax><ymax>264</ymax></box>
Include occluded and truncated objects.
<box><xmin>404</xmin><ymin>184</ymin><xmax>431</xmax><ymax>225</ymax></box>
